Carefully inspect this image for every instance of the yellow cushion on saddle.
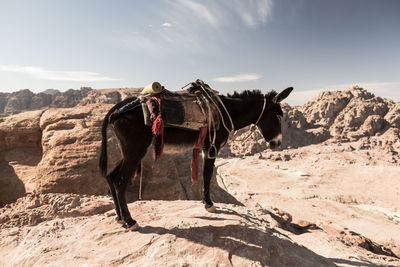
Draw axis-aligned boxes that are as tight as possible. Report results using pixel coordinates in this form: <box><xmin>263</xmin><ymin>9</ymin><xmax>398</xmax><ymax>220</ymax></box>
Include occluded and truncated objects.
<box><xmin>141</xmin><ymin>82</ymin><xmax>164</xmax><ymax>95</ymax></box>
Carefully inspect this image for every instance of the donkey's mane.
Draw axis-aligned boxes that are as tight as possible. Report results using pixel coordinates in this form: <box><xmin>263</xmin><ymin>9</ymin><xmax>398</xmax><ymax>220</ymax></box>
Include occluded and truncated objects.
<box><xmin>227</xmin><ymin>89</ymin><xmax>278</xmax><ymax>100</ymax></box>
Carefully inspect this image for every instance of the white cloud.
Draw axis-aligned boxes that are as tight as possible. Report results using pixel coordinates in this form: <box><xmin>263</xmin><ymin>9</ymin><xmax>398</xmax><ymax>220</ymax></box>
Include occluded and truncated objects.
<box><xmin>163</xmin><ymin>0</ymin><xmax>273</xmax><ymax>29</ymax></box>
<box><xmin>162</xmin><ymin>22</ymin><xmax>172</xmax><ymax>28</ymax></box>
<box><xmin>256</xmin><ymin>0</ymin><xmax>273</xmax><ymax>22</ymax></box>
<box><xmin>175</xmin><ymin>0</ymin><xmax>218</xmax><ymax>27</ymax></box>
<box><xmin>157</xmin><ymin>0</ymin><xmax>274</xmax><ymax>53</ymax></box>
<box><xmin>226</xmin><ymin>0</ymin><xmax>273</xmax><ymax>27</ymax></box>
<box><xmin>214</xmin><ymin>73</ymin><xmax>262</xmax><ymax>82</ymax></box>
<box><xmin>156</xmin><ymin>1</ymin><xmax>220</xmax><ymax>53</ymax></box>
<box><xmin>0</xmin><ymin>65</ymin><xmax>119</xmax><ymax>82</ymax></box>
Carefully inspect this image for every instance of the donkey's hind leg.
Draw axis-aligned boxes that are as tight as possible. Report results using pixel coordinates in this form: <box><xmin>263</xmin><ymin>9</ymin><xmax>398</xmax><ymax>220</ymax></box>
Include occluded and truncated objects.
<box><xmin>203</xmin><ymin>156</ymin><xmax>217</xmax><ymax>213</ymax></box>
<box><xmin>106</xmin><ymin>160</ymin><xmax>123</xmax><ymax>223</ymax></box>
<box><xmin>114</xmin><ymin>158</ymin><xmax>141</xmax><ymax>230</ymax></box>
<box><xmin>115</xmin><ymin>139</ymin><xmax>150</xmax><ymax>231</ymax></box>
<box><xmin>202</xmin><ymin>142</ymin><xmax>220</xmax><ymax>212</ymax></box>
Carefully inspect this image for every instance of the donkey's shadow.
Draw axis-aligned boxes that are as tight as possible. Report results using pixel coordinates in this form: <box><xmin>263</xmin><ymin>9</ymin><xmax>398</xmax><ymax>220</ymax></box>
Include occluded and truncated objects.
<box><xmin>137</xmin><ymin>206</ymin><xmax>336</xmax><ymax>266</ymax></box>
<box><xmin>137</xmin><ymin>206</ymin><xmax>392</xmax><ymax>266</ymax></box>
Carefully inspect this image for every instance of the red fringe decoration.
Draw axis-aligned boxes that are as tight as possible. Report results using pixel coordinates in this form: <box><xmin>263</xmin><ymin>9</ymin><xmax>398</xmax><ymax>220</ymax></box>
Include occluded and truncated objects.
<box><xmin>191</xmin><ymin>127</ymin><xmax>207</xmax><ymax>182</ymax></box>
<box><xmin>152</xmin><ymin>98</ymin><xmax>164</xmax><ymax>159</ymax></box>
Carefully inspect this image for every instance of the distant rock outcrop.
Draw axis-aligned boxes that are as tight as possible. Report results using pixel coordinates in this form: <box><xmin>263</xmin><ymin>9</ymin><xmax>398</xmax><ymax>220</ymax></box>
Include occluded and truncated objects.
<box><xmin>0</xmin><ymin>87</ymin><xmax>141</xmax><ymax>116</ymax></box>
<box><xmin>226</xmin><ymin>86</ymin><xmax>399</xmax><ymax>155</ymax></box>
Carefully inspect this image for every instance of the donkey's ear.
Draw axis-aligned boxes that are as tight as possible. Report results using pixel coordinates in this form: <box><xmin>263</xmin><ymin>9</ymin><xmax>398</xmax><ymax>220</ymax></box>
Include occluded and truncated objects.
<box><xmin>273</xmin><ymin>87</ymin><xmax>293</xmax><ymax>103</ymax></box>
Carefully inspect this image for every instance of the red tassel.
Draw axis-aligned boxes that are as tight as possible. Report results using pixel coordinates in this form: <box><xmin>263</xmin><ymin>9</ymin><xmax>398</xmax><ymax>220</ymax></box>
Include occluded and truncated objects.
<box><xmin>152</xmin><ymin>113</ymin><xmax>164</xmax><ymax>136</ymax></box>
<box><xmin>152</xmin><ymin>114</ymin><xmax>164</xmax><ymax>159</ymax></box>
<box><xmin>152</xmin><ymin>97</ymin><xmax>164</xmax><ymax>159</ymax></box>
<box><xmin>191</xmin><ymin>127</ymin><xmax>207</xmax><ymax>182</ymax></box>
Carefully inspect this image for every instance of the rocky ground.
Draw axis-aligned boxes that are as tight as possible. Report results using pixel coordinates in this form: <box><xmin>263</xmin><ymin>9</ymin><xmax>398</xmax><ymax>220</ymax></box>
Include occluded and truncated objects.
<box><xmin>0</xmin><ymin>85</ymin><xmax>399</xmax><ymax>266</ymax></box>
<box><xmin>0</xmin><ymin>145</ymin><xmax>399</xmax><ymax>266</ymax></box>
<box><xmin>217</xmin><ymin>144</ymin><xmax>400</xmax><ymax>265</ymax></box>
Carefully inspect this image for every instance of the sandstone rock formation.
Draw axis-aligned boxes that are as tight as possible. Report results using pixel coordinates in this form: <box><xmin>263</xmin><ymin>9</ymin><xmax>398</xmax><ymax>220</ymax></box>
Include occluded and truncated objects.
<box><xmin>0</xmin><ymin>110</ymin><xmax>43</xmax><ymax>205</ymax></box>
<box><xmin>34</xmin><ymin>104</ymin><xmax>112</xmax><ymax>195</ymax></box>
<box><xmin>0</xmin><ymin>194</ymin><xmax>398</xmax><ymax>266</ymax></box>
<box><xmin>0</xmin><ymin>193</ymin><xmax>113</xmax><ymax>228</ymax></box>
<box><xmin>0</xmin><ymin>104</ymin><xmax>209</xmax><ymax>207</ymax></box>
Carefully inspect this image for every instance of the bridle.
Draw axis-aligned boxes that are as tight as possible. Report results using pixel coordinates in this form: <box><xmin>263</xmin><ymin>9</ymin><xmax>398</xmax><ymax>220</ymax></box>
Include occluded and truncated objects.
<box><xmin>254</xmin><ymin>97</ymin><xmax>266</xmax><ymax>125</ymax></box>
<box><xmin>232</xmin><ymin>97</ymin><xmax>267</xmax><ymax>143</ymax></box>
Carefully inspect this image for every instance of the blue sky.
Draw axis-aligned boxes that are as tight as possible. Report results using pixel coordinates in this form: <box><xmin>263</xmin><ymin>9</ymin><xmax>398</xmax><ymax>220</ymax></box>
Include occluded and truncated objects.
<box><xmin>0</xmin><ymin>0</ymin><xmax>399</xmax><ymax>105</ymax></box>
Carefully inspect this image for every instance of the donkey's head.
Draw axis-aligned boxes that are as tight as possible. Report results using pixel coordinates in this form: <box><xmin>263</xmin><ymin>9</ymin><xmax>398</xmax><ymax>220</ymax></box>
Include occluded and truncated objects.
<box><xmin>257</xmin><ymin>87</ymin><xmax>293</xmax><ymax>149</ymax></box>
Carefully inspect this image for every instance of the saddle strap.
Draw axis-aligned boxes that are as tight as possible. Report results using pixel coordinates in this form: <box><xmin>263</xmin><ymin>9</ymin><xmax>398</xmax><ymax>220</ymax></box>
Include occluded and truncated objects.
<box><xmin>191</xmin><ymin>127</ymin><xmax>208</xmax><ymax>182</ymax></box>
<box><xmin>145</xmin><ymin>96</ymin><xmax>164</xmax><ymax>160</ymax></box>
<box><xmin>118</xmin><ymin>98</ymin><xmax>141</xmax><ymax>113</ymax></box>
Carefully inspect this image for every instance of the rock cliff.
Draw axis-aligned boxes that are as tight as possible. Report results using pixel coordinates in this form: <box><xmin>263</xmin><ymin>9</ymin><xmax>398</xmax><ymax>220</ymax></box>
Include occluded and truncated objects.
<box><xmin>0</xmin><ymin>104</ymin><xmax>209</xmax><ymax>207</ymax></box>
<box><xmin>0</xmin><ymin>87</ymin><xmax>141</xmax><ymax>116</ymax></box>
<box><xmin>226</xmin><ymin>86</ymin><xmax>399</xmax><ymax>156</ymax></box>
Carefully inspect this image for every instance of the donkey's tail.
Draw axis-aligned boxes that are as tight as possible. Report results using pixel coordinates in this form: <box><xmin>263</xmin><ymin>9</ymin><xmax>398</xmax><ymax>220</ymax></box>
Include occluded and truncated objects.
<box><xmin>99</xmin><ymin>96</ymin><xmax>140</xmax><ymax>177</ymax></box>
<box><xmin>99</xmin><ymin>111</ymin><xmax>110</xmax><ymax>177</ymax></box>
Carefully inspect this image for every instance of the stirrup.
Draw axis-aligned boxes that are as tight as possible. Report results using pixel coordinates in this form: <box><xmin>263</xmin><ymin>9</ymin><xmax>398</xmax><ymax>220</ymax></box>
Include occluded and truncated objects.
<box><xmin>207</xmin><ymin>144</ymin><xmax>218</xmax><ymax>159</ymax></box>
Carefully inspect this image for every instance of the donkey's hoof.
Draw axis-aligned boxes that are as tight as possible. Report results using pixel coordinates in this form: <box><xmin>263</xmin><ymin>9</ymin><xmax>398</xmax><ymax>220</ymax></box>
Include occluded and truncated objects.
<box><xmin>115</xmin><ymin>217</ymin><xmax>124</xmax><ymax>224</ymax></box>
<box><xmin>206</xmin><ymin>205</ymin><xmax>216</xmax><ymax>213</ymax></box>
<box><xmin>126</xmin><ymin>222</ymin><xmax>140</xmax><ymax>231</ymax></box>
<box><xmin>123</xmin><ymin>219</ymin><xmax>139</xmax><ymax>231</ymax></box>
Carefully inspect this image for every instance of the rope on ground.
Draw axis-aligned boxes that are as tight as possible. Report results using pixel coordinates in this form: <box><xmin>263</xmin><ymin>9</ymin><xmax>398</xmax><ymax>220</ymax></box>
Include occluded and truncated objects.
<box><xmin>138</xmin><ymin>160</ymin><xmax>143</xmax><ymax>200</ymax></box>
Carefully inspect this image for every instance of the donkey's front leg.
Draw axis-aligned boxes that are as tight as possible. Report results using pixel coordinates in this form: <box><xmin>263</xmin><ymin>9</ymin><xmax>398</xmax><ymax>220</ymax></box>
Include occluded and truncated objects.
<box><xmin>203</xmin><ymin>156</ymin><xmax>217</xmax><ymax>212</ymax></box>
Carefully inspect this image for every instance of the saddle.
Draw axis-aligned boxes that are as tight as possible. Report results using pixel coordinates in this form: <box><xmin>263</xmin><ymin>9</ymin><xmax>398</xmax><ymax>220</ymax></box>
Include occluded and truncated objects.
<box><xmin>141</xmin><ymin>81</ymin><xmax>220</xmax><ymax>131</ymax></box>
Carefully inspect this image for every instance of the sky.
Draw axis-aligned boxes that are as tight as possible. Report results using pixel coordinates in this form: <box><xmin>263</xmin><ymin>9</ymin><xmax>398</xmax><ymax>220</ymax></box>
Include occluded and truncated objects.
<box><xmin>0</xmin><ymin>0</ymin><xmax>399</xmax><ymax>105</ymax></box>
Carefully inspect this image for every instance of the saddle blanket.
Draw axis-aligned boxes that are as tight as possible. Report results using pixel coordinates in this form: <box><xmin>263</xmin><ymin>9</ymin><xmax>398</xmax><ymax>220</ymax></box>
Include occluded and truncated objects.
<box><xmin>143</xmin><ymin>91</ymin><xmax>220</xmax><ymax>131</ymax></box>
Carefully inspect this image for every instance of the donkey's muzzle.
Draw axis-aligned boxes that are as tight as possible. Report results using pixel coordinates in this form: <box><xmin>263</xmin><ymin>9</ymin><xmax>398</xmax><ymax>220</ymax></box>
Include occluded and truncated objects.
<box><xmin>269</xmin><ymin>140</ymin><xmax>281</xmax><ymax>149</ymax></box>
<box><xmin>269</xmin><ymin>133</ymin><xmax>282</xmax><ymax>150</ymax></box>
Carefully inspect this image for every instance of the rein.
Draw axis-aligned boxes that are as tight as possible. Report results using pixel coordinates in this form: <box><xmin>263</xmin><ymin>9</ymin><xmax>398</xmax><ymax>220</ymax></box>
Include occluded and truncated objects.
<box><xmin>255</xmin><ymin>97</ymin><xmax>267</xmax><ymax>125</ymax></box>
<box><xmin>231</xmin><ymin>97</ymin><xmax>266</xmax><ymax>143</ymax></box>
